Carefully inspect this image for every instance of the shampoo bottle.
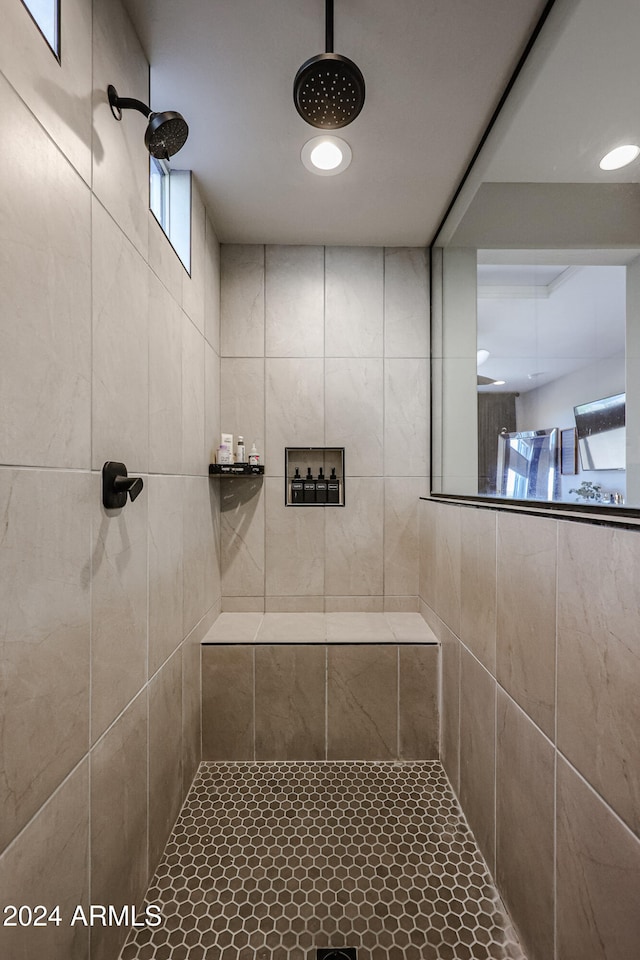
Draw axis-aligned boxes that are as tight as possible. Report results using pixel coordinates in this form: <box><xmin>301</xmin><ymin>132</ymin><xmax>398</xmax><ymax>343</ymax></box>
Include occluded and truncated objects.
<box><xmin>291</xmin><ymin>468</ymin><xmax>304</xmax><ymax>503</ymax></box>
<box><xmin>303</xmin><ymin>466</ymin><xmax>316</xmax><ymax>503</ymax></box>
<box><xmin>315</xmin><ymin>467</ymin><xmax>327</xmax><ymax>503</ymax></box>
<box><xmin>328</xmin><ymin>466</ymin><xmax>340</xmax><ymax>504</ymax></box>
<box><xmin>248</xmin><ymin>441</ymin><xmax>260</xmax><ymax>465</ymax></box>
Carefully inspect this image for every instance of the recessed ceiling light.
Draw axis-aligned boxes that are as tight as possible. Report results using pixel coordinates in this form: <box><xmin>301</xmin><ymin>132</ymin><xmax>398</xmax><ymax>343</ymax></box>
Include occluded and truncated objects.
<box><xmin>301</xmin><ymin>136</ymin><xmax>352</xmax><ymax>176</ymax></box>
<box><xmin>493</xmin><ymin>380</ymin><xmax>506</xmax><ymax>386</ymax></box>
<box><xmin>476</xmin><ymin>349</ymin><xmax>490</xmax><ymax>366</ymax></box>
<box><xmin>599</xmin><ymin>144</ymin><xmax>640</xmax><ymax>171</ymax></box>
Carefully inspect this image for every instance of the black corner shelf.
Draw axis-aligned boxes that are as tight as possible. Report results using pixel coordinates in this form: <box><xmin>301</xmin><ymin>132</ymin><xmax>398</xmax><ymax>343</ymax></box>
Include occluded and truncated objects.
<box><xmin>209</xmin><ymin>463</ymin><xmax>264</xmax><ymax>476</ymax></box>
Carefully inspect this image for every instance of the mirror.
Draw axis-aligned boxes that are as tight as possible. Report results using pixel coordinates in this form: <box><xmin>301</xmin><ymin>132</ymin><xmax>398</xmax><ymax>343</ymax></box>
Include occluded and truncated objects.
<box><xmin>431</xmin><ymin>0</ymin><xmax>640</xmax><ymax>511</ymax></box>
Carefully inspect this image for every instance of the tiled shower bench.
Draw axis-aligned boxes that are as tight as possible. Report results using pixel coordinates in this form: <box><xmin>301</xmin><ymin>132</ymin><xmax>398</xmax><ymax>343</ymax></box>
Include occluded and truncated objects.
<box><xmin>201</xmin><ymin>613</ymin><xmax>440</xmax><ymax>762</ymax></box>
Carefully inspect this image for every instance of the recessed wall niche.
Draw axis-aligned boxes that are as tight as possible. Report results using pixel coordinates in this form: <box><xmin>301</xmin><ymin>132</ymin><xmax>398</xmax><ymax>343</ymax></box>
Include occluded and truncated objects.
<box><xmin>285</xmin><ymin>447</ymin><xmax>345</xmax><ymax>506</ymax></box>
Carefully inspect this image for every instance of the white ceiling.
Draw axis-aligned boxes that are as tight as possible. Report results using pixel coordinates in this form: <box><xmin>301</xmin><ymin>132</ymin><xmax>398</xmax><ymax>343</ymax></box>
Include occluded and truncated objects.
<box><xmin>477</xmin><ymin>262</ymin><xmax>627</xmax><ymax>394</ymax></box>
<box><xmin>122</xmin><ymin>0</ymin><xmax>548</xmax><ymax>245</ymax></box>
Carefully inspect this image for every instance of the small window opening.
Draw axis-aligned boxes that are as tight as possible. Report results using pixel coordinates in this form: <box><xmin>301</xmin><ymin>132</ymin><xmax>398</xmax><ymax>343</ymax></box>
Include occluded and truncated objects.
<box><xmin>21</xmin><ymin>0</ymin><xmax>60</xmax><ymax>58</ymax></box>
<box><xmin>150</xmin><ymin>158</ymin><xmax>192</xmax><ymax>274</ymax></box>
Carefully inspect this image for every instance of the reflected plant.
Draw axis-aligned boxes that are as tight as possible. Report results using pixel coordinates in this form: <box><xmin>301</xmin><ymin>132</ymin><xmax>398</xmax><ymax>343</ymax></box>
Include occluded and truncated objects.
<box><xmin>569</xmin><ymin>480</ymin><xmax>603</xmax><ymax>502</ymax></box>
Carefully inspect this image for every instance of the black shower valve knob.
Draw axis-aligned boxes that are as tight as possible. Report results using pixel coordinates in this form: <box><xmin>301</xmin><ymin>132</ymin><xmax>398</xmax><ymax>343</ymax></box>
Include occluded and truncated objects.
<box><xmin>102</xmin><ymin>461</ymin><xmax>144</xmax><ymax>509</ymax></box>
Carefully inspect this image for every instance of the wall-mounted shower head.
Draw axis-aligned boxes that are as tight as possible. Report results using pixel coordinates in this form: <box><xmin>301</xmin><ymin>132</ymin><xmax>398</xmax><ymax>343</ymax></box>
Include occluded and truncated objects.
<box><xmin>108</xmin><ymin>85</ymin><xmax>189</xmax><ymax>160</ymax></box>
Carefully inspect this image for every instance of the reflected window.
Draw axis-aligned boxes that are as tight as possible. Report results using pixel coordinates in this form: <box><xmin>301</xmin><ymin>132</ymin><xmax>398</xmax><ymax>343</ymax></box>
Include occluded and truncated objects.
<box><xmin>150</xmin><ymin>160</ymin><xmax>191</xmax><ymax>273</ymax></box>
<box><xmin>21</xmin><ymin>0</ymin><xmax>59</xmax><ymax>57</ymax></box>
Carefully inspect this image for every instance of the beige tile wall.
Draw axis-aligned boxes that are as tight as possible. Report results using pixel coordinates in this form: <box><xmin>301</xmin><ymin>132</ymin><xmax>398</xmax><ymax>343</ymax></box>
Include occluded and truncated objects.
<box><xmin>202</xmin><ymin>643</ymin><xmax>439</xmax><ymax>762</ymax></box>
<box><xmin>220</xmin><ymin>244</ymin><xmax>429</xmax><ymax>612</ymax></box>
<box><xmin>0</xmin><ymin>3</ymin><xmax>221</xmax><ymax>959</ymax></box>
<box><xmin>419</xmin><ymin>496</ymin><xmax>640</xmax><ymax>960</ymax></box>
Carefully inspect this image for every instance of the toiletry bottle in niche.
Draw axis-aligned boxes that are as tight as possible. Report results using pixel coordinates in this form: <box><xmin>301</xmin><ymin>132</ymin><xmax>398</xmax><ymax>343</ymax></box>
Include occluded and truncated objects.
<box><xmin>291</xmin><ymin>468</ymin><xmax>304</xmax><ymax>504</ymax></box>
<box><xmin>328</xmin><ymin>467</ymin><xmax>340</xmax><ymax>504</ymax></box>
<box><xmin>236</xmin><ymin>436</ymin><xmax>245</xmax><ymax>463</ymax></box>
<box><xmin>315</xmin><ymin>467</ymin><xmax>327</xmax><ymax>503</ymax></box>
<box><xmin>304</xmin><ymin>467</ymin><xmax>316</xmax><ymax>503</ymax></box>
<box><xmin>248</xmin><ymin>441</ymin><xmax>260</xmax><ymax>466</ymax></box>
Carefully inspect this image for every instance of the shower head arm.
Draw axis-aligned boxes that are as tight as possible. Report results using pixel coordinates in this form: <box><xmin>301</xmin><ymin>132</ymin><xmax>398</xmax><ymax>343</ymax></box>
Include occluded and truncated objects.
<box><xmin>108</xmin><ymin>84</ymin><xmax>151</xmax><ymax>121</ymax></box>
<box><xmin>325</xmin><ymin>0</ymin><xmax>334</xmax><ymax>53</ymax></box>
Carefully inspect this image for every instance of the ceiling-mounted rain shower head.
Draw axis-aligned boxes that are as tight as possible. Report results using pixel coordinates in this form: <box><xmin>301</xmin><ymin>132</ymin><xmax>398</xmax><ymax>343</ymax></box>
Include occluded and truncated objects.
<box><xmin>108</xmin><ymin>85</ymin><xmax>189</xmax><ymax>160</ymax></box>
<box><xmin>293</xmin><ymin>0</ymin><xmax>365</xmax><ymax>129</ymax></box>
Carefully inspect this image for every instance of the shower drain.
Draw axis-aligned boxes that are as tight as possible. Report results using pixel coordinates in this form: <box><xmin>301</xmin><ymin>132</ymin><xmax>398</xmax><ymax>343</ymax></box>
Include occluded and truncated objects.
<box><xmin>316</xmin><ymin>951</ymin><xmax>357</xmax><ymax>960</ymax></box>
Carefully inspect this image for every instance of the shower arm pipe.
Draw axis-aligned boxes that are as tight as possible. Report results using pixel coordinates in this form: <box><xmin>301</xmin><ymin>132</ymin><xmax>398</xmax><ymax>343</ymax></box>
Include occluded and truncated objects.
<box><xmin>325</xmin><ymin>0</ymin><xmax>333</xmax><ymax>53</ymax></box>
<box><xmin>108</xmin><ymin>85</ymin><xmax>151</xmax><ymax>120</ymax></box>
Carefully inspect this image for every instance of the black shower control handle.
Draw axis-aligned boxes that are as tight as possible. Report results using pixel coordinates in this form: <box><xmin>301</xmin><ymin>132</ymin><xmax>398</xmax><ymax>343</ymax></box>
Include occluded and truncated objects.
<box><xmin>114</xmin><ymin>474</ymin><xmax>144</xmax><ymax>502</ymax></box>
<box><xmin>102</xmin><ymin>461</ymin><xmax>144</xmax><ymax>509</ymax></box>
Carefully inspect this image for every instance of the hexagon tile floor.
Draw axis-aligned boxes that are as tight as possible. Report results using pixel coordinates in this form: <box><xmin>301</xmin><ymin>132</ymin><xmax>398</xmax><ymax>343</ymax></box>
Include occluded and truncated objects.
<box><xmin>120</xmin><ymin>761</ymin><xmax>526</xmax><ymax>960</ymax></box>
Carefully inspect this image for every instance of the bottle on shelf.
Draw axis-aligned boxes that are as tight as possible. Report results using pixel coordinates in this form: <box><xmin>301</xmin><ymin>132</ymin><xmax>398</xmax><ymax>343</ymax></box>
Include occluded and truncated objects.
<box><xmin>248</xmin><ymin>441</ymin><xmax>260</xmax><ymax>465</ymax></box>
<box><xmin>303</xmin><ymin>466</ymin><xmax>316</xmax><ymax>503</ymax></box>
<box><xmin>327</xmin><ymin>466</ymin><xmax>340</xmax><ymax>504</ymax></box>
<box><xmin>236</xmin><ymin>436</ymin><xmax>245</xmax><ymax>463</ymax></box>
<box><xmin>291</xmin><ymin>468</ymin><xmax>304</xmax><ymax>504</ymax></box>
<box><xmin>315</xmin><ymin>467</ymin><xmax>327</xmax><ymax>503</ymax></box>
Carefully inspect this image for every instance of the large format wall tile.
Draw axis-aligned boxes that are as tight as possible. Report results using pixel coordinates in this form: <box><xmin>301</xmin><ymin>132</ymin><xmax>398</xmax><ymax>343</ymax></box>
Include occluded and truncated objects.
<box><xmin>496</xmin><ymin>692</ymin><xmax>554</xmax><ymax>960</ymax></box>
<box><xmin>325</xmin><ymin>247</ymin><xmax>383</xmax><ymax>357</ymax></box>
<box><xmin>148</xmin><ymin>273</ymin><xmax>183</xmax><ymax>475</ymax></box>
<box><xmin>418</xmin><ymin>498</ymin><xmax>437</xmax><ymax>610</ymax></box>
<box><xmin>440</xmin><ymin>626</ymin><xmax>461</xmax><ymax>793</ymax></box>
<box><xmin>183</xmin><ymin>477</ymin><xmax>216</xmax><ymax>635</ymax></box>
<box><xmin>0</xmin><ymin>76</ymin><xmax>91</xmax><ymax>469</ymax></box>
<box><xmin>557</xmin><ymin>756</ymin><xmax>640</xmax><ymax>960</ymax></box>
<box><xmin>221</xmin><ymin>479</ymin><xmax>265</xmax><ymax>598</ymax></box>
<box><xmin>182</xmin><ymin>312</ymin><xmax>206</xmax><ymax>476</ymax></box>
<box><xmin>496</xmin><ymin>512</ymin><xmax>556</xmax><ymax>739</ymax></box>
<box><xmin>255</xmin><ymin>645</ymin><xmax>326</xmax><ymax>759</ymax></box>
<box><xmin>202</xmin><ymin>645</ymin><xmax>254</xmax><ymax>760</ymax></box>
<box><xmin>265</xmin><ymin>479</ymin><xmax>325</xmax><ymax>597</ymax></box>
<box><xmin>91</xmin><ymin>475</ymin><xmax>148</xmax><ymax>742</ymax></box>
<box><xmin>0</xmin><ymin>761</ymin><xmax>90</xmax><ymax>960</ymax></box>
<box><xmin>435</xmin><ymin>502</ymin><xmax>462</xmax><ymax>636</ymax></box>
<box><xmin>182</xmin><ymin>633</ymin><xmax>203</xmax><ymax>793</ymax></box>
<box><xmin>384</xmin><ymin>359</ymin><xmax>429</xmax><ymax>476</ymax></box>
<box><xmin>399</xmin><ymin>645</ymin><xmax>439</xmax><ymax>759</ymax></box>
<box><xmin>205</xmin><ymin>341</ymin><xmax>221</xmax><ymax>466</ymax></box>
<box><xmin>325</xmin><ymin>359</ymin><xmax>384</xmax><ymax>476</ymax></box>
<box><xmin>0</xmin><ymin>469</ymin><xmax>91</xmax><ymax>851</ymax></box>
<box><xmin>266</xmin><ymin>246</ymin><xmax>324</xmax><ymax>357</ymax></box>
<box><xmin>149</xmin><ymin>652</ymin><xmax>183</xmax><ymax>872</ymax></box>
<box><xmin>92</xmin><ymin>199</ymin><xmax>149</xmax><ymax>474</ymax></box>
<box><xmin>0</xmin><ymin>0</ymin><xmax>92</xmax><ymax>183</ymax></box>
<box><xmin>91</xmin><ymin>692</ymin><xmax>148</xmax><ymax>960</ymax></box>
<box><xmin>460</xmin><ymin>506</ymin><xmax>497</xmax><ymax>672</ymax></box>
<box><xmin>325</xmin><ymin>478</ymin><xmax>383</xmax><ymax>596</ymax></box>
<box><xmin>557</xmin><ymin>522</ymin><xmax>640</xmax><ymax>834</ymax></box>
<box><xmin>220</xmin><ymin>358</ymin><xmax>265</xmax><ymax>467</ymax></box>
<box><xmin>92</xmin><ymin>0</ymin><xmax>149</xmax><ymax>258</ymax></box>
<box><xmin>266</xmin><ymin>358</ymin><xmax>325</xmax><ymax>473</ymax></box>
<box><xmin>328</xmin><ymin>645</ymin><xmax>397</xmax><ymax>759</ymax></box>
<box><xmin>148</xmin><ymin>211</ymin><xmax>184</xmax><ymax>307</ymax></box>
<box><xmin>148</xmin><ymin>476</ymin><xmax>184</xmax><ymax>676</ymax></box>
<box><xmin>220</xmin><ymin>245</ymin><xmax>264</xmax><ymax>356</ymax></box>
<box><xmin>182</xmin><ymin>183</ymin><xmax>206</xmax><ymax>333</ymax></box>
<box><xmin>384</xmin><ymin>478</ymin><xmax>420</xmax><ymax>599</ymax></box>
<box><xmin>460</xmin><ymin>648</ymin><xmax>496</xmax><ymax>871</ymax></box>
<box><xmin>205</xmin><ymin>216</ymin><xmax>221</xmax><ymax>351</ymax></box>
<box><xmin>384</xmin><ymin>247</ymin><xmax>429</xmax><ymax>358</ymax></box>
